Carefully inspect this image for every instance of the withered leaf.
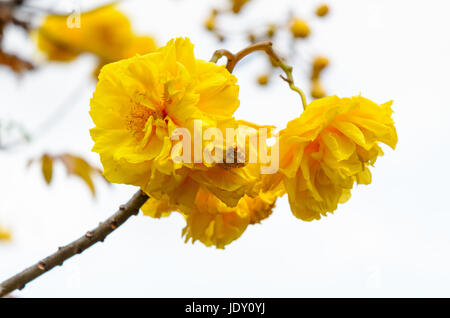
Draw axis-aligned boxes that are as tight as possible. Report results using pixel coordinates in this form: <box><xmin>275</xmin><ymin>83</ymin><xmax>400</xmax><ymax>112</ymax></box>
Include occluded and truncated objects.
<box><xmin>41</xmin><ymin>154</ymin><xmax>53</xmax><ymax>184</ymax></box>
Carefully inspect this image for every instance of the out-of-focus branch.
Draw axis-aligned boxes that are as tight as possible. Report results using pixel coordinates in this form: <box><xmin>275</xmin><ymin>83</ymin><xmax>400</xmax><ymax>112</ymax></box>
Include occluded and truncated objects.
<box><xmin>0</xmin><ymin>1</ymin><xmax>33</xmax><ymax>69</ymax></box>
<box><xmin>0</xmin><ymin>50</ymin><xmax>34</xmax><ymax>72</ymax></box>
<box><xmin>210</xmin><ymin>41</ymin><xmax>307</xmax><ymax>108</ymax></box>
<box><xmin>0</xmin><ymin>190</ymin><xmax>149</xmax><ymax>297</ymax></box>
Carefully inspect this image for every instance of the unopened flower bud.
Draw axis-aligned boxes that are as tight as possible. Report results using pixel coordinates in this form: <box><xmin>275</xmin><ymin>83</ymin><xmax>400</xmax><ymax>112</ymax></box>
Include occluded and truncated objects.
<box><xmin>289</xmin><ymin>18</ymin><xmax>310</xmax><ymax>39</ymax></box>
<box><xmin>204</xmin><ymin>14</ymin><xmax>216</xmax><ymax>31</ymax></box>
<box><xmin>257</xmin><ymin>74</ymin><xmax>269</xmax><ymax>86</ymax></box>
<box><xmin>316</xmin><ymin>4</ymin><xmax>329</xmax><ymax>17</ymax></box>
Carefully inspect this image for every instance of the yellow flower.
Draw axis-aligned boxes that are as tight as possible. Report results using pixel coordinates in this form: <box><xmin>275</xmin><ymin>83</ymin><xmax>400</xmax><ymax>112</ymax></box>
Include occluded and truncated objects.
<box><xmin>184</xmin><ymin>176</ymin><xmax>283</xmax><ymax>248</ymax></box>
<box><xmin>142</xmin><ymin>177</ymin><xmax>282</xmax><ymax>248</ymax></box>
<box><xmin>279</xmin><ymin>96</ymin><xmax>397</xmax><ymax>221</ymax></box>
<box><xmin>90</xmin><ymin>37</ymin><xmax>262</xmax><ymax>209</ymax></box>
<box><xmin>36</xmin><ymin>5</ymin><xmax>157</xmax><ymax>64</ymax></box>
<box><xmin>123</xmin><ymin>36</ymin><xmax>158</xmax><ymax>59</ymax></box>
<box><xmin>289</xmin><ymin>18</ymin><xmax>311</xmax><ymax>39</ymax></box>
<box><xmin>141</xmin><ymin>197</ymin><xmax>174</xmax><ymax>219</ymax></box>
<box><xmin>0</xmin><ymin>225</ymin><xmax>11</xmax><ymax>241</ymax></box>
<box><xmin>93</xmin><ymin>35</ymin><xmax>157</xmax><ymax>78</ymax></box>
<box><xmin>36</xmin><ymin>30</ymin><xmax>80</xmax><ymax>62</ymax></box>
<box><xmin>183</xmin><ymin>190</ymin><xmax>252</xmax><ymax>248</ymax></box>
<box><xmin>316</xmin><ymin>4</ymin><xmax>330</xmax><ymax>17</ymax></box>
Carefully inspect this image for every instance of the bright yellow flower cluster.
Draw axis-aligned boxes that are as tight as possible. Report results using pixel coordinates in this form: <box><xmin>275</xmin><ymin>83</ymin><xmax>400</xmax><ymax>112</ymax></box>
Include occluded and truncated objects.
<box><xmin>143</xmin><ymin>178</ymin><xmax>283</xmax><ymax>248</ymax></box>
<box><xmin>90</xmin><ymin>38</ymin><xmax>267</xmax><ymax>213</ymax></box>
<box><xmin>278</xmin><ymin>96</ymin><xmax>397</xmax><ymax>221</ymax></box>
<box><xmin>90</xmin><ymin>37</ymin><xmax>397</xmax><ymax>248</ymax></box>
<box><xmin>35</xmin><ymin>5</ymin><xmax>157</xmax><ymax>76</ymax></box>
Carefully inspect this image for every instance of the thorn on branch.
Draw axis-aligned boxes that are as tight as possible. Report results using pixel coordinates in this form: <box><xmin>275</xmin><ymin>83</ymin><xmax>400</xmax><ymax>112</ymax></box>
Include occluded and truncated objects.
<box><xmin>37</xmin><ymin>262</ymin><xmax>46</xmax><ymax>271</ymax></box>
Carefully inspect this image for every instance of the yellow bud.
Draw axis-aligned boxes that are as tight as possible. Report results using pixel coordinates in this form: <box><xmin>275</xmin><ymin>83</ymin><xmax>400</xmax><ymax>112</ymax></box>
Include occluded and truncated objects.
<box><xmin>257</xmin><ymin>74</ymin><xmax>269</xmax><ymax>86</ymax></box>
<box><xmin>204</xmin><ymin>15</ymin><xmax>216</xmax><ymax>31</ymax></box>
<box><xmin>311</xmin><ymin>56</ymin><xmax>329</xmax><ymax>80</ymax></box>
<box><xmin>311</xmin><ymin>79</ymin><xmax>326</xmax><ymax>99</ymax></box>
<box><xmin>289</xmin><ymin>18</ymin><xmax>310</xmax><ymax>39</ymax></box>
<box><xmin>313</xmin><ymin>56</ymin><xmax>329</xmax><ymax>71</ymax></box>
<box><xmin>316</xmin><ymin>4</ymin><xmax>330</xmax><ymax>17</ymax></box>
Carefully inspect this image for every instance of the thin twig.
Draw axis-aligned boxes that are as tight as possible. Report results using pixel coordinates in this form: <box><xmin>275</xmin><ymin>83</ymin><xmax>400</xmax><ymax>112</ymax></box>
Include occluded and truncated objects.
<box><xmin>210</xmin><ymin>41</ymin><xmax>308</xmax><ymax>109</ymax></box>
<box><xmin>0</xmin><ymin>190</ymin><xmax>149</xmax><ymax>297</ymax></box>
<box><xmin>209</xmin><ymin>49</ymin><xmax>234</xmax><ymax>64</ymax></box>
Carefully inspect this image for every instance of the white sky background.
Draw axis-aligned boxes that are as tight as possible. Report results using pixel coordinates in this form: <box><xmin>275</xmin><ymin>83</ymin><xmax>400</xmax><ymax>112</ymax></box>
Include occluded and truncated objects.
<box><xmin>0</xmin><ymin>0</ymin><xmax>450</xmax><ymax>297</ymax></box>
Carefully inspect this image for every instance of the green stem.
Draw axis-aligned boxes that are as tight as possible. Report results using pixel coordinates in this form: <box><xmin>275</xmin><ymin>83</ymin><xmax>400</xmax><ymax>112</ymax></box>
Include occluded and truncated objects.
<box><xmin>210</xmin><ymin>41</ymin><xmax>307</xmax><ymax>109</ymax></box>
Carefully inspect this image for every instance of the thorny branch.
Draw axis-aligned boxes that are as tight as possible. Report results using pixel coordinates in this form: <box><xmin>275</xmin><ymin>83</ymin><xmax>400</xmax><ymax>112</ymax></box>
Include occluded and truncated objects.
<box><xmin>210</xmin><ymin>41</ymin><xmax>308</xmax><ymax>109</ymax></box>
<box><xmin>0</xmin><ymin>190</ymin><xmax>149</xmax><ymax>297</ymax></box>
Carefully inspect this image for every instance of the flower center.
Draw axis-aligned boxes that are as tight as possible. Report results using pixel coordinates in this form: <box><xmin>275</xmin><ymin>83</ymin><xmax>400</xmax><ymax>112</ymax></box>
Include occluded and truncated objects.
<box><xmin>126</xmin><ymin>103</ymin><xmax>154</xmax><ymax>139</ymax></box>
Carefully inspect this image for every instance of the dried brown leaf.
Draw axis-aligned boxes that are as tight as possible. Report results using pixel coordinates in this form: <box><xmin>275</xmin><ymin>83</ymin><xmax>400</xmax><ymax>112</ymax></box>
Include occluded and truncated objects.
<box><xmin>59</xmin><ymin>154</ymin><xmax>102</xmax><ymax>197</ymax></box>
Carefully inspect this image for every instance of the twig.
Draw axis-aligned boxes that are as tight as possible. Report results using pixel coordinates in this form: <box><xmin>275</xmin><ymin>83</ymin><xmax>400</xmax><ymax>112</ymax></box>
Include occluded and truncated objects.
<box><xmin>0</xmin><ymin>190</ymin><xmax>149</xmax><ymax>297</ymax></box>
<box><xmin>0</xmin><ymin>50</ymin><xmax>34</xmax><ymax>73</ymax></box>
<box><xmin>210</xmin><ymin>41</ymin><xmax>308</xmax><ymax>109</ymax></box>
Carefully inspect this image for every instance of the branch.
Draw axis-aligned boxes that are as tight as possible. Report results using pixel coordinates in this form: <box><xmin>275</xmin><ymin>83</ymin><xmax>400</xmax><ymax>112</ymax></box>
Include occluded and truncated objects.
<box><xmin>0</xmin><ymin>50</ymin><xmax>34</xmax><ymax>73</ymax></box>
<box><xmin>0</xmin><ymin>189</ymin><xmax>149</xmax><ymax>297</ymax></box>
<box><xmin>210</xmin><ymin>41</ymin><xmax>308</xmax><ymax>109</ymax></box>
